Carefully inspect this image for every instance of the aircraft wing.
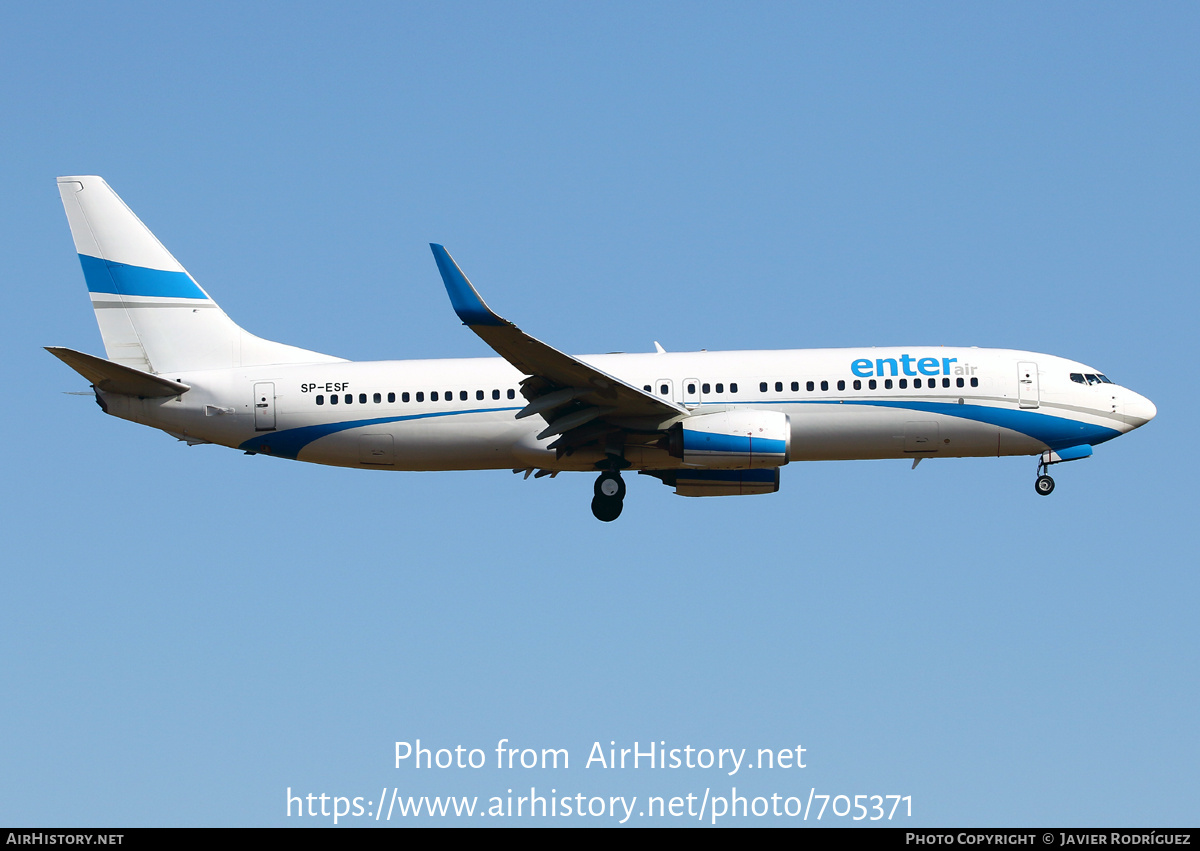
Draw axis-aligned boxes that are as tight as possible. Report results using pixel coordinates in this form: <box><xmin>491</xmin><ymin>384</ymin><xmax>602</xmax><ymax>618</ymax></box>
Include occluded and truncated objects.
<box><xmin>431</xmin><ymin>245</ymin><xmax>684</xmax><ymax>450</ymax></box>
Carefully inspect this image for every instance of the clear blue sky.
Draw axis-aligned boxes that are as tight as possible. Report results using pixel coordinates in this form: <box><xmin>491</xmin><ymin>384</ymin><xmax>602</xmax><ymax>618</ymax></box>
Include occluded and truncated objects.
<box><xmin>2</xmin><ymin>2</ymin><xmax>1195</xmax><ymax>826</ymax></box>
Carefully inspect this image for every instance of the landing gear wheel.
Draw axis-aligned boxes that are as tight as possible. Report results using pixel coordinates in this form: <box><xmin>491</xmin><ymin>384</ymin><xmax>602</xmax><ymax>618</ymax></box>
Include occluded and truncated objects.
<box><xmin>1035</xmin><ymin>474</ymin><xmax>1055</xmax><ymax>496</ymax></box>
<box><xmin>591</xmin><ymin>495</ymin><xmax>623</xmax><ymax>522</ymax></box>
<box><xmin>594</xmin><ymin>471</ymin><xmax>626</xmax><ymax>500</ymax></box>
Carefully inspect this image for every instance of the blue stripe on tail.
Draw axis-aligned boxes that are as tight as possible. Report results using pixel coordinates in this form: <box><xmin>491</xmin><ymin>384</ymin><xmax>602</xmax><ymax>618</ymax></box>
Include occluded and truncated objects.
<box><xmin>78</xmin><ymin>254</ymin><xmax>206</xmax><ymax>299</ymax></box>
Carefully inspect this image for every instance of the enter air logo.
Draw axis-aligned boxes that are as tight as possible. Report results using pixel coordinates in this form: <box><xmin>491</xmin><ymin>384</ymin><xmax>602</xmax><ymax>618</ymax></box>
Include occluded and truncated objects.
<box><xmin>850</xmin><ymin>356</ymin><xmax>977</xmax><ymax>378</ymax></box>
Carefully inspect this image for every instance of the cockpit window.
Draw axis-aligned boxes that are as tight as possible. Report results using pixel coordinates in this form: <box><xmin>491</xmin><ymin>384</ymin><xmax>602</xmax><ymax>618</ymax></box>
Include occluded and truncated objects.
<box><xmin>1070</xmin><ymin>373</ymin><xmax>1086</xmax><ymax>384</ymax></box>
<box><xmin>1085</xmin><ymin>374</ymin><xmax>1102</xmax><ymax>385</ymax></box>
<box><xmin>1097</xmin><ymin>374</ymin><xmax>1112</xmax><ymax>384</ymax></box>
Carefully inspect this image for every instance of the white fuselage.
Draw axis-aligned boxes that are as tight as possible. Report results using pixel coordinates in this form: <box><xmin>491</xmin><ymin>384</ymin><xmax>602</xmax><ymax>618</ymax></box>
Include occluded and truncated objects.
<box><xmin>52</xmin><ymin>176</ymin><xmax>1157</xmax><ymax>514</ymax></box>
<box><xmin>99</xmin><ymin>346</ymin><xmax>1153</xmax><ymax>473</ymax></box>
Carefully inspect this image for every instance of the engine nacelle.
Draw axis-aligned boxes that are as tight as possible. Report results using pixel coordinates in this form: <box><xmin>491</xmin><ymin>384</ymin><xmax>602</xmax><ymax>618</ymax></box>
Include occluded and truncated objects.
<box><xmin>647</xmin><ymin>467</ymin><xmax>781</xmax><ymax>497</ymax></box>
<box><xmin>667</xmin><ymin>410</ymin><xmax>790</xmax><ymax>469</ymax></box>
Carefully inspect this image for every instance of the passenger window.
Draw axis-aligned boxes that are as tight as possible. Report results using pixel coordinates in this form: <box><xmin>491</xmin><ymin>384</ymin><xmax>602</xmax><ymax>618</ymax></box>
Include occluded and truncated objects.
<box><xmin>373</xmin><ymin>393</ymin><xmax>381</xmax><ymax>403</ymax></box>
<box><xmin>688</xmin><ymin>383</ymin><xmax>696</xmax><ymax>394</ymax></box>
<box><xmin>345</xmin><ymin>394</ymin><xmax>352</xmax><ymax>404</ymax></box>
<box><xmin>853</xmin><ymin>380</ymin><xmax>861</xmax><ymax>390</ymax></box>
<box><xmin>956</xmin><ymin>378</ymin><xmax>964</xmax><ymax>388</ymax></box>
<box><xmin>869</xmin><ymin>379</ymin><xmax>877</xmax><ymax>390</ymax></box>
<box><xmin>416</xmin><ymin>392</ymin><xmax>424</xmax><ymax>402</ymax></box>
<box><xmin>644</xmin><ymin>385</ymin><xmax>652</xmax><ymax>392</ymax></box>
<box><xmin>388</xmin><ymin>392</ymin><xmax>396</xmax><ymax>403</ymax></box>
<box><xmin>899</xmin><ymin>379</ymin><xmax>907</xmax><ymax>389</ymax></box>
<box><xmin>760</xmin><ymin>382</ymin><xmax>768</xmax><ymax>393</ymax></box>
<box><xmin>401</xmin><ymin>392</ymin><xmax>409</xmax><ymax>402</ymax></box>
<box><xmin>790</xmin><ymin>381</ymin><xmax>798</xmax><ymax>392</ymax></box>
<box><xmin>316</xmin><ymin>395</ymin><xmax>324</xmax><ymax>405</ymax></box>
<box><xmin>493</xmin><ymin>389</ymin><xmax>500</xmax><ymax>400</ymax></box>
<box><xmin>715</xmin><ymin>383</ymin><xmax>724</xmax><ymax>393</ymax></box>
<box><xmin>884</xmin><ymin>379</ymin><xmax>893</xmax><ymax>390</ymax></box>
<box><xmin>970</xmin><ymin>377</ymin><xmax>979</xmax><ymax>387</ymax></box>
<box><xmin>702</xmin><ymin>383</ymin><xmax>710</xmax><ymax>394</ymax></box>
<box><xmin>330</xmin><ymin>394</ymin><xmax>339</xmax><ymax>405</ymax></box>
<box><xmin>806</xmin><ymin>381</ymin><xmax>814</xmax><ymax>392</ymax></box>
<box><xmin>507</xmin><ymin>389</ymin><xmax>515</xmax><ymax>399</ymax></box>
<box><xmin>477</xmin><ymin>390</ymin><xmax>484</xmax><ymax>400</ymax></box>
<box><xmin>661</xmin><ymin>384</ymin><xmax>670</xmax><ymax>395</ymax></box>
<box><xmin>431</xmin><ymin>391</ymin><xmax>438</xmax><ymax>402</ymax></box>
<box><xmin>942</xmin><ymin>378</ymin><xmax>950</xmax><ymax>388</ymax></box>
<box><xmin>913</xmin><ymin>379</ymin><xmax>921</xmax><ymax>389</ymax></box>
<box><xmin>837</xmin><ymin>380</ymin><xmax>845</xmax><ymax>391</ymax></box>
<box><xmin>730</xmin><ymin>383</ymin><xmax>738</xmax><ymax>393</ymax></box>
<box><xmin>774</xmin><ymin>381</ymin><xmax>783</xmax><ymax>392</ymax></box>
<box><xmin>821</xmin><ymin>380</ymin><xmax>829</xmax><ymax>391</ymax></box>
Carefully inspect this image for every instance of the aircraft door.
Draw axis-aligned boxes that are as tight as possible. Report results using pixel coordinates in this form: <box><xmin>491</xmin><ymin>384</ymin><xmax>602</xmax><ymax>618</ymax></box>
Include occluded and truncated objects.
<box><xmin>359</xmin><ymin>434</ymin><xmax>395</xmax><ymax>466</ymax></box>
<box><xmin>253</xmin><ymin>382</ymin><xmax>276</xmax><ymax>431</ymax></box>
<box><xmin>904</xmin><ymin>421</ymin><xmax>940</xmax><ymax>453</ymax></box>
<box><xmin>1018</xmin><ymin>362</ymin><xmax>1040</xmax><ymax>409</ymax></box>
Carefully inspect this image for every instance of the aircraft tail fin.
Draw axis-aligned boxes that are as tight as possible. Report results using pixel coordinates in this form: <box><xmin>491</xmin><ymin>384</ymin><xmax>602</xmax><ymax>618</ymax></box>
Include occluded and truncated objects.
<box><xmin>56</xmin><ymin>176</ymin><xmax>343</xmax><ymax>374</ymax></box>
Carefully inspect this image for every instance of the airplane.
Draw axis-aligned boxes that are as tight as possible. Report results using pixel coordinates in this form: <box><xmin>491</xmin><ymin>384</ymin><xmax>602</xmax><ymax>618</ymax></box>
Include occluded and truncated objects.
<box><xmin>48</xmin><ymin>176</ymin><xmax>1156</xmax><ymax>521</ymax></box>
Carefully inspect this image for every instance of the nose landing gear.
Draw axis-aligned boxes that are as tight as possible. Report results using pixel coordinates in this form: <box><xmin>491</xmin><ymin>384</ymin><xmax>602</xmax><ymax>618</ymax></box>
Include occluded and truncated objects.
<box><xmin>1032</xmin><ymin>446</ymin><xmax>1096</xmax><ymax>496</ymax></box>
<box><xmin>1034</xmin><ymin>456</ymin><xmax>1055</xmax><ymax>496</ymax></box>
<box><xmin>591</xmin><ymin>470</ymin><xmax>625</xmax><ymax>522</ymax></box>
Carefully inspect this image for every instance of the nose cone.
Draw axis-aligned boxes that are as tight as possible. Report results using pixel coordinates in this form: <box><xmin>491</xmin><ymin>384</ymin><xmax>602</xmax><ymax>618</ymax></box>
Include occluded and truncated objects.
<box><xmin>1124</xmin><ymin>391</ymin><xmax>1157</xmax><ymax>428</ymax></box>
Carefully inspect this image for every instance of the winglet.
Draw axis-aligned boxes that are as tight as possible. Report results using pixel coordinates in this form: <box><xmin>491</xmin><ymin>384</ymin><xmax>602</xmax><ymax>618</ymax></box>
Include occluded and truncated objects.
<box><xmin>430</xmin><ymin>244</ymin><xmax>506</xmax><ymax>327</ymax></box>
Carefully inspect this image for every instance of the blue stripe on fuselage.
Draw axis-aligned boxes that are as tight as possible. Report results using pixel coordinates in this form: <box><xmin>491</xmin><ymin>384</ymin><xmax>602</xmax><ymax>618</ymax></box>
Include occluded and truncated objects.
<box><xmin>237</xmin><ymin>400</ymin><xmax>1119</xmax><ymax>463</ymax></box>
<box><xmin>238</xmin><ymin>407</ymin><xmax>521</xmax><ymax>460</ymax></box>
<box><xmin>826</xmin><ymin>400</ymin><xmax>1121</xmax><ymax>449</ymax></box>
<box><xmin>79</xmin><ymin>254</ymin><xmax>207</xmax><ymax>299</ymax></box>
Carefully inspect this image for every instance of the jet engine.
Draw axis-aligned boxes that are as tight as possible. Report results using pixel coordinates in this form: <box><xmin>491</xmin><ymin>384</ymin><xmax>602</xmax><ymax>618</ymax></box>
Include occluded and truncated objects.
<box><xmin>648</xmin><ymin>467</ymin><xmax>781</xmax><ymax>497</ymax></box>
<box><xmin>667</xmin><ymin>410</ymin><xmax>790</xmax><ymax>469</ymax></box>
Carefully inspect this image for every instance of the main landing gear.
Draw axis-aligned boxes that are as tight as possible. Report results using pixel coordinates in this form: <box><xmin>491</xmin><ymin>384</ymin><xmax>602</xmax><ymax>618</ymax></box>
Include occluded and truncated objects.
<box><xmin>591</xmin><ymin>471</ymin><xmax>626</xmax><ymax>522</ymax></box>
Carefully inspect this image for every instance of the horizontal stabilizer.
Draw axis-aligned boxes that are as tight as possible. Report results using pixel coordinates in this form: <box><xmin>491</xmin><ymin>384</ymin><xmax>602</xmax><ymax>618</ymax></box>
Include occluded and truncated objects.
<box><xmin>46</xmin><ymin>347</ymin><xmax>189</xmax><ymax>397</ymax></box>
